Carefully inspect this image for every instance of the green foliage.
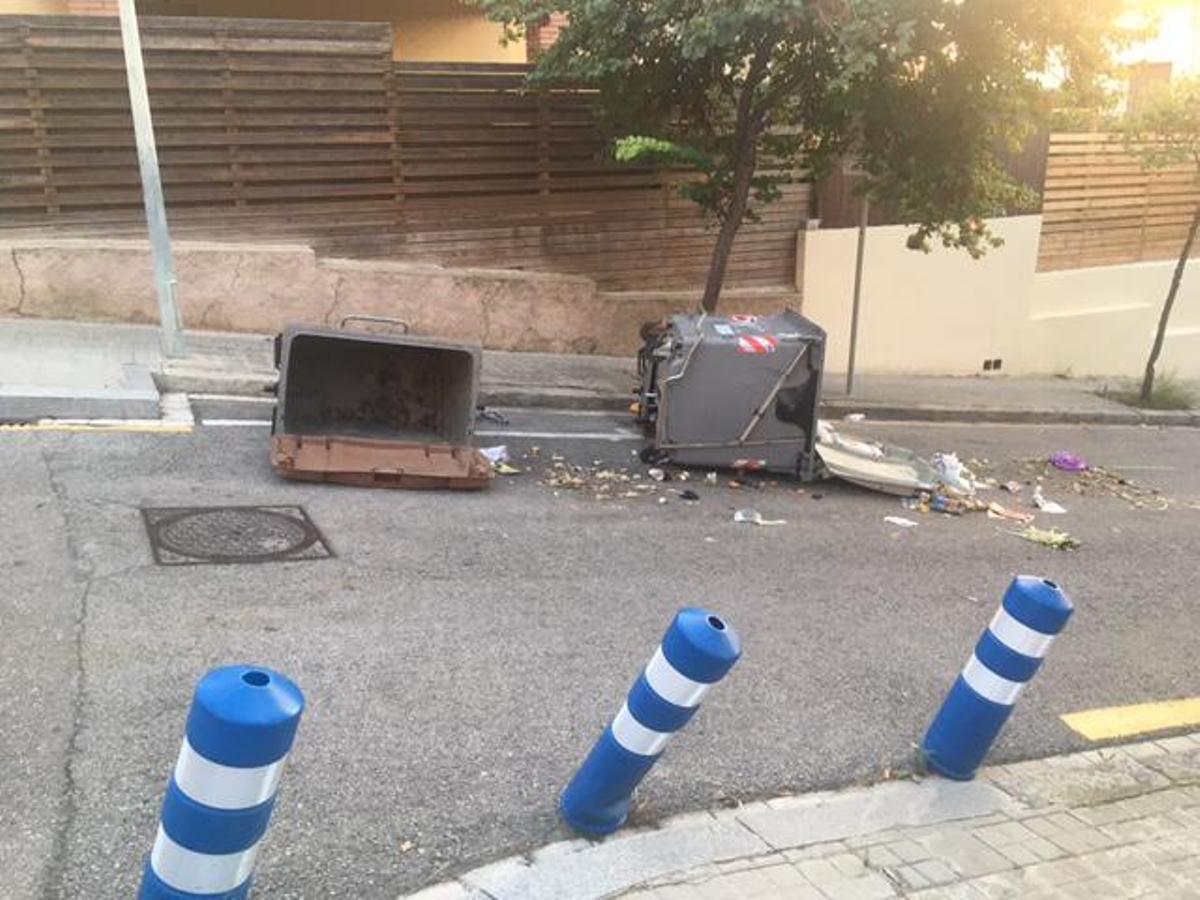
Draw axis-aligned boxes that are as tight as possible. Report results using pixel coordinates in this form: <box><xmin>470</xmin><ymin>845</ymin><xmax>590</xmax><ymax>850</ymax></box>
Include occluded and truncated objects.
<box><xmin>481</xmin><ymin>0</ymin><xmax>1133</xmax><ymax>292</ymax></box>
<box><xmin>614</xmin><ymin>136</ymin><xmax>711</xmax><ymax>170</ymax></box>
<box><xmin>1118</xmin><ymin>77</ymin><xmax>1200</xmax><ymax>174</ymax></box>
<box><xmin>1109</xmin><ymin>373</ymin><xmax>1198</xmax><ymax>411</ymax></box>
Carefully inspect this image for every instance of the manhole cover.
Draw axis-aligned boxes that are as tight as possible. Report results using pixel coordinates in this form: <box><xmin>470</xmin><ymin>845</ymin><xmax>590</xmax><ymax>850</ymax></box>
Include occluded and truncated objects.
<box><xmin>141</xmin><ymin>506</ymin><xmax>333</xmax><ymax>566</ymax></box>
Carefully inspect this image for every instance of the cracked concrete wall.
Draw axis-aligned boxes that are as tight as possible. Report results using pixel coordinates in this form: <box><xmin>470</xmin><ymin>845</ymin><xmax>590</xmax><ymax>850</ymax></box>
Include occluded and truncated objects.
<box><xmin>0</xmin><ymin>240</ymin><xmax>796</xmax><ymax>354</ymax></box>
<box><xmin>3</xmin><ymin>247</ymin><xmax>26</xmax><ymax>316</ymax></box>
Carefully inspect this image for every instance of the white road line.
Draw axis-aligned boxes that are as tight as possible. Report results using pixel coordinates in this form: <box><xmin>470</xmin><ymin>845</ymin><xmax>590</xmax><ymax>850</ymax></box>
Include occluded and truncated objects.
<box><xmin>475</xmin><ymin>429</ymin><xmax>642</xmax><ymax>441</ymax></box>
<box><xmin>189</xmin><ymin>392</ymin><xmax>276</xmax><ymax>404</ymax></box>
<box><xmin>857</xmin><ymin>419</ymin><xmax>1173</xmax><ymax>431</ymax></box>
<box><xmin>198</xmin><ymin>422</ymin><xmax>643</xmax><ymax>442</ymax></box>
<box><xmin>487</xmin><ymin>407</ymin><xmax>632</xmax><ymax>418</ymax></box>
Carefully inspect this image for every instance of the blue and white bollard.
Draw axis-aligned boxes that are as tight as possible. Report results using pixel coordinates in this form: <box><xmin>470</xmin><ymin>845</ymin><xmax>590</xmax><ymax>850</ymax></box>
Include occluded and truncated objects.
<box><xmin>561</xmin><ymin>608</ymin><xmax>741</xmax><ymax>835</ymax></box>
<box><xmin>923</xmin><ymin>576</ymin><xmax>1073</xmax><ymax>781</ymax></box>
<box><xmin>139</xmin><ymin>665</ymin><xmax>305</xmax><ymax>900</ymax></box>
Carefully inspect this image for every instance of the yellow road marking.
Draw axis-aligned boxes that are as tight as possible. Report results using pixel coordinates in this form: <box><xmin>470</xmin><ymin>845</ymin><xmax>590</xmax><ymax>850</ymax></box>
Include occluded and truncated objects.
<box><xmin>1061</xmin><ymin>697</ymin><xmax>1200</xmax><ymax>741</ymax></box>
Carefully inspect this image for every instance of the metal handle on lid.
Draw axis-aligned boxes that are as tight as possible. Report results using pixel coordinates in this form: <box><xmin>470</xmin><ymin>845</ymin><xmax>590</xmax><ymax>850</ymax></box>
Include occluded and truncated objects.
<box><xmin>339</xmin><ymin>314</ymin><xmax>410</xmax><ymax>334</ymax></box>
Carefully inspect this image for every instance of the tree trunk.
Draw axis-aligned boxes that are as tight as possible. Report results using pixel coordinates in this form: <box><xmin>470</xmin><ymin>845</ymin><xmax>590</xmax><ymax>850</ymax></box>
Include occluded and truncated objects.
<box><xmin>699</xmin><ymin>133</ymin><xmax>759</xmax><ymax>314</ymax></box>
<box><xmin>1139</xmin><ymin>202</ymin><xmax>1200</xmax><ymax>404</ymax></box>
<box><xmin>698</xmin><ymin>52</ymin><xmax>768</xmax><ymax>315</ymax></box>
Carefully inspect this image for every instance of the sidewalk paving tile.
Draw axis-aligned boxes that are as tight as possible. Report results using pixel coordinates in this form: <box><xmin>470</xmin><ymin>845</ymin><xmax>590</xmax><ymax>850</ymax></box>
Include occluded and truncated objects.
<box><xmin>982</xmin><ymin>752</ymin><xmax>1170</xmax><ymax>808</ymax></box>
<box><xmin>412</xmin><ymin>736</ymin><xmax>1200</xmax><ymax>900</ymax></box>
<box><xmin>792</xmin><ymin>856</ymin><xmax>896</xmax><ymax>899</ymax></box>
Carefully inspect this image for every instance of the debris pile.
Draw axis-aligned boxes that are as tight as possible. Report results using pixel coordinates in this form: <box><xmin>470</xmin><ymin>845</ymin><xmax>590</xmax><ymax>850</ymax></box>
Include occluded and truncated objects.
<box><xmin>1020</xmin><ymin>458</ymin><xmax>1170</xmax><ymax>510</ymax></box>
<box><xmin>814</xmin><ymin>424</ymin><xmax>1093</xmax><ymax>548</ymax></box>
<box><xmin>535</xmin><ymin>454</ymin><xmax>711</xmax><ymax>504</ymax></box>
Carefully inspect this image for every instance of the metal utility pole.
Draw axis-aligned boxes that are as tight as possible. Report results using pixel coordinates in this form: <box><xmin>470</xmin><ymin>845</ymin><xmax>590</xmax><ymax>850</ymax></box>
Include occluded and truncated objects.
<box><xmin>118</xmin><ymin>0</ymin><xmax>186</xmax><ymax>357</ymax></box>
<box><xmin>845</xmin><ymin>192</ymin><xmax>869</xmax><ymax>396</ymax></box>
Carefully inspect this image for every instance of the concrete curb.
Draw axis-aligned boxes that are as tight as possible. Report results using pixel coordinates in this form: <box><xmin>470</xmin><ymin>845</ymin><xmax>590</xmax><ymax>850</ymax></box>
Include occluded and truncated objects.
<box><xmin>403</xmin><ymin>734</ymin><xmax>1200</xmax><ymax>900</ymax></box>
<box><xmin>820</xmin><ymin>399</ymin><xmax>1200</xmax><ymax>428</ymax></box>
<box><xmin>154</xmin><ymin>365</ymin><xmax>278</xmax><ymax>398</ymax></box>
<box><xmin>0</xmin><ymin>363</ymin><xmax>161</xmax><ymax>421</ymax></box>
<box><xmin>154</xmin><ymin>364</ymin><xmax>1199</xmax><ymax>425</ymax></box>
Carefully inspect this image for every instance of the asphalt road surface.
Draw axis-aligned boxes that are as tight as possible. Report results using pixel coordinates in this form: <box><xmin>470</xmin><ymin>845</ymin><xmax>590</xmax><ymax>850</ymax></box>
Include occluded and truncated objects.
<box><xmin>3</xmin><ymin>405</ymin><xmax>1199</xmax><ymax>898</ymax></box>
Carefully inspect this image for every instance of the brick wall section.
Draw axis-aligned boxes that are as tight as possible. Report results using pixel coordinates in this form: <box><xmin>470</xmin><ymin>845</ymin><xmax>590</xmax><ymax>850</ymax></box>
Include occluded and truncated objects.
<box><xmin>526</xmin><ymin>12</ymin><xmax>568</xmax><ymax>60</ymax></box>
<box><xmin>67</xmin><ymin>0</ymin><xmax>119</xmax><ymax>14</ymax></box>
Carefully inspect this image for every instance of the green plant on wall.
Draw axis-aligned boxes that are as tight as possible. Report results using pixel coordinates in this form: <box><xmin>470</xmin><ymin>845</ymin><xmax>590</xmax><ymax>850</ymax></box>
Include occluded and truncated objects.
<box><xmin>1118</xmin><ymin>77</ymin><xmax>1200</xmax><ymax>406</ymax></box>
<box><xmin>481</xmin><ymin>0</ymin><xmax>1131</xmax><ymax>313</ymax></box>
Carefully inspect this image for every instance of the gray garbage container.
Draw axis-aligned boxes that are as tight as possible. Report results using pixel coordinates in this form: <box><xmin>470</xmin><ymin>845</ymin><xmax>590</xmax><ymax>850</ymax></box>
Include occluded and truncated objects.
<box><xmin>636</xmin><ymin>310</ymin><xmax>825</xmax><ymax>479</ymax></box>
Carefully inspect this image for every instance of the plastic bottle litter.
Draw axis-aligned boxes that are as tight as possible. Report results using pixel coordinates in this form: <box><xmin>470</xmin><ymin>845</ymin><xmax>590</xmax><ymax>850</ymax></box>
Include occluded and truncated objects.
<box><xmin>733</xmin><ymin>508</ymin><xmax>786</xmax><ymax>526</ymax></box>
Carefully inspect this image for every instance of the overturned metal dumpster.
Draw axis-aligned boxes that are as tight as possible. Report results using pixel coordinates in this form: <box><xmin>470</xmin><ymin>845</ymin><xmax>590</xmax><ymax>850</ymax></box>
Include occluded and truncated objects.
<box><xmin>636</xmin><ymin>310</ymin><xmax>825</xmax><ymax>479</ymax></box>
<box><xmin>270</xmin><ymin>317</ymin><xmax>492</xmax><ymax>489</ymax></box>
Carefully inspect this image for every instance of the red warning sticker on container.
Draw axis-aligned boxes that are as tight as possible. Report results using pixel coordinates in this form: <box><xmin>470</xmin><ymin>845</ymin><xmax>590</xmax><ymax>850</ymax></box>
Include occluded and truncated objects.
<box><xmin>729</xmin><ymin>314</ymin><xmax>761</xmax><ymax>326</ymax></box>
<box><xmin>737</xmin><ymin>335</ymin><xmax>779</xmax><ymax>354</ymax></box>
<box><xmin>732</xmin><ymin>458</ymin><xmax>767</xmax><ymax>470</ymax></box>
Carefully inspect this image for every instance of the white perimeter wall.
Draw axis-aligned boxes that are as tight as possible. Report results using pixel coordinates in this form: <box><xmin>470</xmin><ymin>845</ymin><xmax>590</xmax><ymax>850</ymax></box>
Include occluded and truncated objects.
<box><xmin>799</xmin><ymin>216</ymin><xmax>1200</xmax><ymax>379</ymax></box>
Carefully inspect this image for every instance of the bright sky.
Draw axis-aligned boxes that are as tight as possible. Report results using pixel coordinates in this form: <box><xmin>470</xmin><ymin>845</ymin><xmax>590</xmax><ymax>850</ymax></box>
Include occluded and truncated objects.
<box><xmin>1120</xmin><ymin>0</ymin><xmax>1200</xmax><ymax>75</ymax></box>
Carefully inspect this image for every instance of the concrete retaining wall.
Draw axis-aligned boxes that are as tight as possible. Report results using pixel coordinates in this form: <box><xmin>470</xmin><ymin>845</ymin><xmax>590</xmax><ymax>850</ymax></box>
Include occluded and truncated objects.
<box><xmin>0</xmin><ymin>239</ymin><xmax>797</xmax><ymax>356</ymax></box>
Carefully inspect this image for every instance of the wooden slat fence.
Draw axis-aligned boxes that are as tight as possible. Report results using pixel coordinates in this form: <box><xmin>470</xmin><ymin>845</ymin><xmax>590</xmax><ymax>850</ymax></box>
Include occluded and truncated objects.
<box><xmin>0</xmin><ymin>15</ymin><xmax>809</xmax><ymax>291</ymax></box>
<box><xmin>1038</xmin><ymin>132</ymin><xmax>1200</xmax><ymax>271</ymax></box>
<box><xmin>0</xmin><ymin>15</ymin><xmax>399</xmax><ymax>237</ymax></box>
<box><xmin>348</xmin><ymin>61</ymin><xmax>808</xmax><ymax>289</ymax></box>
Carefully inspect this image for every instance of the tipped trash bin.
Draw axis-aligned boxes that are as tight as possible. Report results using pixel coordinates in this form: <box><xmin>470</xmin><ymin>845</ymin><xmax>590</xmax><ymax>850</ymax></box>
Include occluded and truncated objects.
<box><xmin>636</xmin><ymin>310</ymin><xmax>826</xmax><ymax>479</ymax></box>
<box><xmin>270</xmin><ymin>317</ymin><xmax>492</xmax><ymax>489</ymax></box>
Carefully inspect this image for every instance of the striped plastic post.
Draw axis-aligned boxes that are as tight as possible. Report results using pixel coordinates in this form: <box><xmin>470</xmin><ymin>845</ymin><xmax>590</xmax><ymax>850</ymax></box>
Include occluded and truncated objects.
<box><xmin>139</xmin><ymin>665</ymin><xmax>305</xmax><ymax>900</ymax></box>
<box><xmin>922</xmin><ymin>576</ymin><xmax>1073</xmax><ymax>781</ymax></box>
<box><xmin>560</xmin><ymin>608</ymin><xmax>741</xmax><ymax>836</ymax></box>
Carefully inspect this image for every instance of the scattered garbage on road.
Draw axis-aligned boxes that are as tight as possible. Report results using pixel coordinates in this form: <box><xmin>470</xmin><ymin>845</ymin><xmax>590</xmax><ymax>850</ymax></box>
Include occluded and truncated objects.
<box><xmin>476</xmin><ymin>406</ymin><xmax>510</xmax><ymax>426</ymax></box>
<box><xmin>932</xmin><ymin>452</ymin><xmax>980</xmax><ymax>494</ymax></box>
<box><xmin>814</xmin><ymin>421</ymin><xmax>938</xmax><ymax>496</ymax></box>
<box><xmin>1010</xmin><ymin>525</ymin><xmax>1080</xmax><ymax>550</ymax></box>
<box><xmin>482</xmin><ymin>445</ymin><xmax>509</xmax><ymax>464</ymax></box>
<box><xmin>884</xmin><ymin>516</ymin><xmax>919</xmax><ymax>528</ymax></box>
<box><xmin>1050</xmin><ymin>451</ymin><xmax>1088</xmax><ymax>472</ymax></box>
<box><xmin>986</xmin><ymin>502</ymin><xmax>1035</xmax><ymax>524</ymax></box>
<box><xmin>1020</xmin><ymin>458</ymin><xmax>1169</xmax><ymax>509</ymax></box>
<box><xmin>733</xmin><ymin>508</ymin><xmax>787</xmax><ymax>526</ymax></box>
<box><xmin>1031</xmin><ymin>485</ymin><xmax>1067</xmax><ymax>514</ymax></box>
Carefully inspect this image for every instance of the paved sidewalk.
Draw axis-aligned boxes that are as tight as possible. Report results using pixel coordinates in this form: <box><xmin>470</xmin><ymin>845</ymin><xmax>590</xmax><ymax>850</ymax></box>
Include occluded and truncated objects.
<box><xmin>409</xmin><ymin>734</ymin><xmax>1200</xmax><ymax>900</ymax></box>
<box><xmin>2</xmin><ymin>316</ymin><xmax>1198</xmax><ymax>424</ymax></box>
